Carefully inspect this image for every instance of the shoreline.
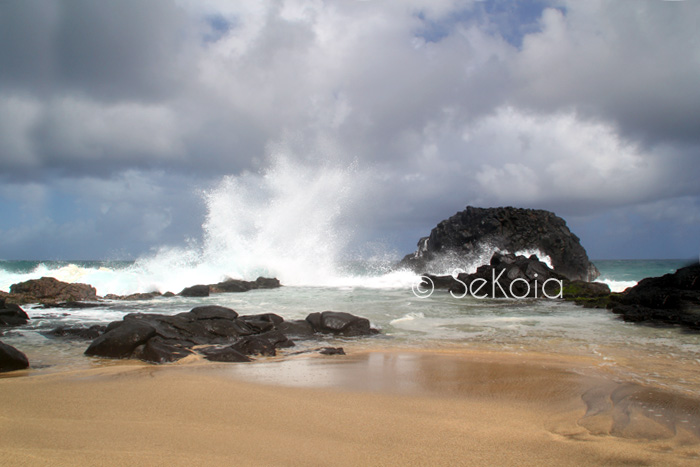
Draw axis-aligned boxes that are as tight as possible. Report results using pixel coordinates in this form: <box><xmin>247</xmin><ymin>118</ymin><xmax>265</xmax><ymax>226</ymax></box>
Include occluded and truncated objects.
<box><xmin>2</xmin><ymin>349</ymin><xmax>699</xmax><ymax>466</ymax></box>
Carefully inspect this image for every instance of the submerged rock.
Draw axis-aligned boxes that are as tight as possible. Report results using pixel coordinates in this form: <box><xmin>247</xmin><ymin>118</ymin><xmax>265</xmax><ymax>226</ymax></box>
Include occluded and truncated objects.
<box><xmin>0</xmin><ymin>341</ymin><xmax>29</xmax><ymax>372</ymax></box>
<box><xmin>399</xmin><ymin>206</ymin><xmax>599</xmax><ymax>281</ymax></box>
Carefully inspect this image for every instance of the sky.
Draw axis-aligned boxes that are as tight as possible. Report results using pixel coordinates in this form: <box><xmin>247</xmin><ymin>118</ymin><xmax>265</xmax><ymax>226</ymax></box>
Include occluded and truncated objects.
<box><xmin>0</xmin><ymin>0</ymin><xmax>699</xmax><ymax>261</ymax></box>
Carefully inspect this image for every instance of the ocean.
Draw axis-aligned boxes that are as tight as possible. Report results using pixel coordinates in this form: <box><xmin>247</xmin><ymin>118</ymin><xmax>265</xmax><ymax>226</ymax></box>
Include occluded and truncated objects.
<box><xmin>1</xmin><ymin>257</ymin><xmax>698</xmax><ymax>397</ymax></box>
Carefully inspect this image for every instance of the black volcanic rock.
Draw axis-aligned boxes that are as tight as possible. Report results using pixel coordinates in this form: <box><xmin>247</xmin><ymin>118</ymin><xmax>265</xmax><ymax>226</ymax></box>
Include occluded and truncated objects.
<box><xmin>424</xmin><ymin>252</ymin><xmax>567</xmax><ymax>299</ymax></box>
<box><xmin>84</xmin><ymin>321</ymin><xmax>156</xmax><ymax>359</ymax></box>
<box><xmin>0</xmin><ymin>299</ymin><xmax>29</xmax><ymax>327</ymax></box>
<box><xmin>608</xmin><ymin>263</ymin><xmax>700</xmax><ymax>330</ymax></box>
<box><xmin>42</xmin><ymin>325</ymin><xmax>106</xmax><ymax>340</ymax></box>
<box><xmin>179</xmin><ymin>284</ymin><xmax>210</xmax><ymax>297</ymax></box>
<box><xmin>400</xmin><ymin>206</ymin><xmax>599</xmax><ymax>281</ymax></box>
<box><xmin>306</xmin><ymin>311</ymin><xmax>377</xmax><ymax>337</ymax></box>
<box><xmin>0</xmin><ymin>341</ymin><xmax>29</xmax><ymax>372</ymax></box>
<box><xmin>209</xmin><ymin>277</ymin><xmax>281</xmax><ymax>293</ymax></box>
<box><xmin>83</xmin><ymin>306</ymin><xmax>376</xmax><ymax>363</ymax></box>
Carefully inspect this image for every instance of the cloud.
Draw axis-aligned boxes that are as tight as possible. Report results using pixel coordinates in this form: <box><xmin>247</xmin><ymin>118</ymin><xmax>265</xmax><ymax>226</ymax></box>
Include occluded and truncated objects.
<box><xmin>0</xmin><ymin>0</ymin><xmax>699</xmax><ymax>259</ymax></box>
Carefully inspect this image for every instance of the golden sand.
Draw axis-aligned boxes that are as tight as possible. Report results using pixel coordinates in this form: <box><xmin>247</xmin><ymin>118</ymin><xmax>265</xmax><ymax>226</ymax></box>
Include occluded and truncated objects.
<box><xmin>1</xmin><ymin>351</ymin><xmax>699</xmax><ymax>466</ymax></box>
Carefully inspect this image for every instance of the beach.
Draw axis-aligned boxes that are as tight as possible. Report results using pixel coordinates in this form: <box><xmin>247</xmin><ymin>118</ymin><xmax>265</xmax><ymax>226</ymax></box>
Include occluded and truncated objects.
<box><xmin>2</xmin><ymin>350</ymin><xmax>699</xmax><ymax>466</ymax></box>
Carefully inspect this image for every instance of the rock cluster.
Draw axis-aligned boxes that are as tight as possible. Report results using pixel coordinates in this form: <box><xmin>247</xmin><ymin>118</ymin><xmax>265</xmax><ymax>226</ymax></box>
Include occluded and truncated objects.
<box><xmin>84</xmin><ymin>307</ymin><xmax>378</xmax><ymax>364</ymax></box>
<box><xmin>608</xmin><ymin>263</ymin><xmax>700</xmax><ymax>330</ymax></box>
<box><xmin>420</xmin><ymin>252</ymin><xmax>569</xmax><ymax>299</ymax></box>
<box><xmin>400</xmin><ymin>206</ymin><xmax>599</xmax><ymax>281</ymax></box>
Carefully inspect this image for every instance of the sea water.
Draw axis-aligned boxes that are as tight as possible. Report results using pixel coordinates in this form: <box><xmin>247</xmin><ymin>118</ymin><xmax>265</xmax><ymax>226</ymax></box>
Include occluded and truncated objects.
<box><xmin>1</xmin><ymin>157</ymin><xmax>698</xmax><ymax>396</ymax></box>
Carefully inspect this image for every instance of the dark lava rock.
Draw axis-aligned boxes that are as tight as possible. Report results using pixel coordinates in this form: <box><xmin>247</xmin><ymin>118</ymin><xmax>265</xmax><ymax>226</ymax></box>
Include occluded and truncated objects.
<box><xmin>319</xmin><ymin>347</ymin><xmax>345</xmax><ymax>355</ymax></box>
<box><xmin>231</xmin><ymin>336</ymin><xmax>277</xmax><ymax>357</ymax></box>
<box><xmin>238</xmin><ymin>313</ymin><xmax>284</xmax><ymax>333</ymax></box>
<box><xmin>209</xmin><ymin>276</ymin><xmax>282</xmax><ymax>293</ymax></box>
<box><xmin>425</xmin><ymin>252</ymin><xmax>567</xmax><ymax>299</ymax></box>
<box><xmin>399</xmin><ymin>206</ymin><xmax>599</xmax><ymax>281</ymax></box>
<box><xmin>608</xmin><ymin>263</ymin><xmax>700</xmax><ymax>330</ymax></box>
<box><xmin>276</xmin><ymin>319</ymin><xmax>316</xmax><ymax>337</ymax></box>
<box><xmin>179</xmin><ymin>284</ymin><xmax>210</xmax><ymax>297</ymax></box>
<box><xmin>84</xmin><ymin>321</ymin><xmax>156</xmax><ymax>359</ymax></box>
<box><xmin>0</xmin><ymin>341</ymin><xmax>30</xmax><ymax>372</ymax></box>
<box><xmin>0</xmin><ymin>300</ymin><xmax>29</xmax><ymax>327</ymax></box>
<box><xmin>132</xmin><ymin>337</ymin><xmax>193</xmax><ymax>364</ymax></box>
<box><xmin>42</xmin><ymin>325</ymin><xmax>106</xmax><ymax>340</ymax></box>
<box><xmin>84</xmin><ymin>306</ymin><xmax>377</xmax><ymax>364</ymax></box>
<box><xmin>306</xmin><ymin>311</ymin><xmax>377</xmax><ymax>337</ymax></box>
<box><xmin>9</xmin><ymin>277</ymin><xmax>98</xmax><ymax>304</ymax></box>
<box><xmin>201</xmin><ymin>346</ymin><xmax>252</xmax><ymax>363</ymax></box>
<box><xmin>184</xmin><ymin>305</ymin><xmax>239</xmax><ymax>321</ymax></box>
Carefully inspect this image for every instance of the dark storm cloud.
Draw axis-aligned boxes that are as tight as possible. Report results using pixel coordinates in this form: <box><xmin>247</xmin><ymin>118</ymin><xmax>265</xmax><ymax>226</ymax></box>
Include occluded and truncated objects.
<box><xmin>0</xmin><ymin>0</ymin><xmax>190</xmax><ymax>100</ymax></box>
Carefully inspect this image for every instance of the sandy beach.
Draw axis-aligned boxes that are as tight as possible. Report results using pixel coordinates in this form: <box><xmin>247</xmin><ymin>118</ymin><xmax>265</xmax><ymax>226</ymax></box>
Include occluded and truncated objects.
<box><xmin>1</xmin><ymin>351</ymin><xmax>699</xmax><ymax>466</ymax></box>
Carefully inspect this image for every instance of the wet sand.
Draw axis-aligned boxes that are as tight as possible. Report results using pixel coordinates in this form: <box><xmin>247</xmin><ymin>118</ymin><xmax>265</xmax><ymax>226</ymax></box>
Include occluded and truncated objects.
<box><xmin>1</xmin><ymin>351</ymin><xmax>699</xmax><ymax>466</ymax></box>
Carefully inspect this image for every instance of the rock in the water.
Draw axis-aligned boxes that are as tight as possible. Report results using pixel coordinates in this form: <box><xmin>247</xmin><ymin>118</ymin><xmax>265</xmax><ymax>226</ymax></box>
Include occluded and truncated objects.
<box><xmin>42</xmin><ymin>325</ymin><xmax>106</xmax><ymax>340</ymax></box>
<box><xmin>319</xmin><ymin>347</ymin><xmax>345</xmax><ymax>355</ymax></box>
<box><xmin>201</xmin><ymin>346</ymin><xmax>252</xmax><ymax>363</ymax></box>
<box><xmin>0</xmin><ymin>341</ymin><xmax>29</xmax><ymax>372</ymax></box>
<box><xmin>399</xmin><ymin>206</ymin><xmax>599</xmax><ymax>281</ymax></box>
<box><xmin>179</xmin><ymin>285</ymin><xmax>210</xmax><ymax>297</ymax></box>
<box><xmin>608</xmin><ymin>263</ymin><xmax>700</xmax><ymax>330</ymax></box>
<box><xmin>0</xmin><ymin>299</ymin><xmax>29</xmax><ymax>327</ymax></box>
<box><xmin>84</xmin><ymin>321</ymin><xmax>156</xmax><ymax>359</ymax></box>
<box><xmin>83</xmin><ymin>305</ymin><xmax>378</xmax><ymax>364</ymax></box>
<box><xmin>9</xmin><ymin>277</ymin><xmax>98</xmax><ymax>304</ymax></box>
<box><xmin>306</xmin><ymin>311</ymin><xmax>377</xmax><ymax>336</ymax></box>
<box><xmin>424</xmin><ymin>252</ymin><xmax>567</xmax><ymax>299</ymax></box>
<box><xmin>208</xmin><ymin>277</ymin><xmax>282</xmax><ymax>293</ymax></box>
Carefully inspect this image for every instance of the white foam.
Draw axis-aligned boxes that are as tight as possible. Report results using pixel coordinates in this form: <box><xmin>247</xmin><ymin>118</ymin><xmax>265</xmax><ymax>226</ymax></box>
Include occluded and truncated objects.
<box><xmin>600</xmin><ymin>279</ymin><xmax>638</xmax><ymax>293</ymax></box>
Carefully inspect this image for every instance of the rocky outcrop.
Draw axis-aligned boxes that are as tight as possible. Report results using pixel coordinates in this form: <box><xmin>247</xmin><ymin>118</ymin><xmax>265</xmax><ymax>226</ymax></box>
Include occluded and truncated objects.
<box><xmin>0</xmin><ymin>299</ymin><xmax>29</xmax><ymax>327</ymax></box>
<box><xmin>420</xmin><ymin>252</ymin><xmax>567</xmax><ymax>299</ymax></box>
<box><xmin>0</xmin><ymin>341</ymin><xmax>29</xmax><ymax>372</ymax></box>
<box><xmin>178</xmin><ymin>277</ymin><xmax>282</xmax><ymax>298</ymax></box>
<box><xmin>608</xmin><ymin>263</ymin><xmax>700</xmax><ymax>330</ymax></box>
<box><xmin>84</xmin><ymin>306</ymin><xmax>378</xmax><ymax>364</ymax></box>
<box><xmin>209</xmin><ymin>277</ymin><xmax>281</xmax><ymax>293</ymax></box>
<box><xmin>179</xmin><ymin>285</ymin><xmax>210</xmax><ymax>297</ymax></box>
<box><xmin>7</xmin><ymin>277</ymin><xmax>97</xmax><ymax>305</ymax></box>
<box><xmin>400</xmin><ymin>206</ymin><xmax>599</xmax><ymax>281</ymax></box>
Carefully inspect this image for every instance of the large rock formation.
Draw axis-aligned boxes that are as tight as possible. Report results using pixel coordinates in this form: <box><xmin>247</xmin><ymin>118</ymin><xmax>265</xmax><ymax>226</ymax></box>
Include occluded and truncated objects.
<box><xmin>608</xmin><ymin>263</ymin><xmax>700</xmax><ymax>330</ymax></box>
<box><xmin>400</xmin><ymin>206</ymin><xmax>599</xmax><ymax>281</ymax></box>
